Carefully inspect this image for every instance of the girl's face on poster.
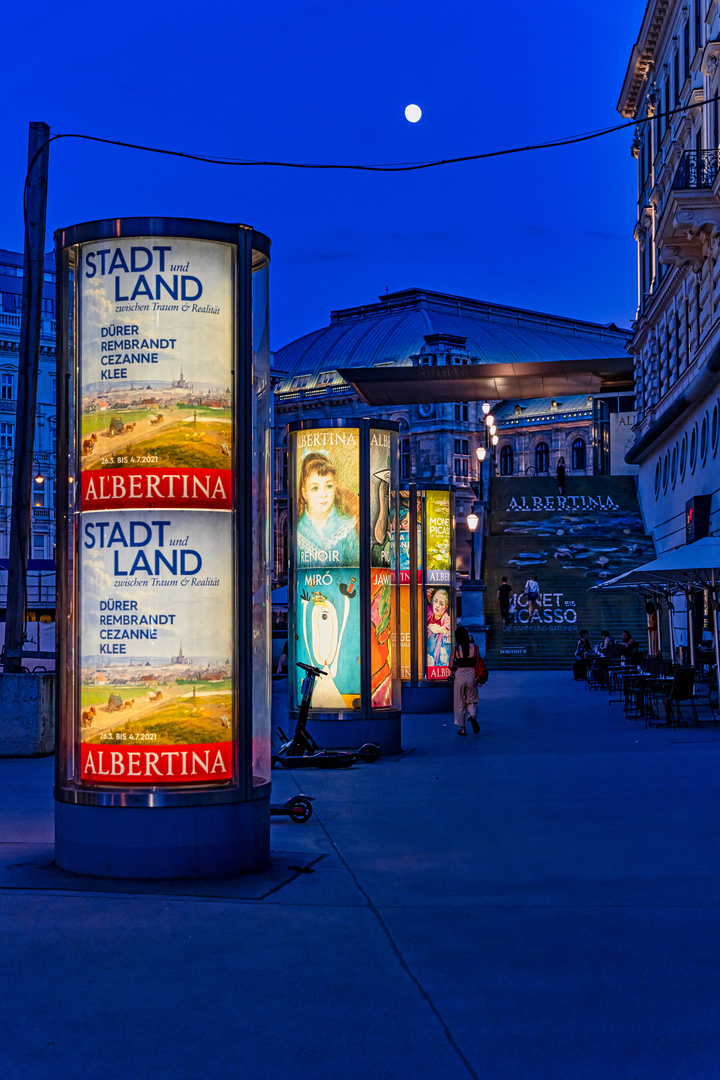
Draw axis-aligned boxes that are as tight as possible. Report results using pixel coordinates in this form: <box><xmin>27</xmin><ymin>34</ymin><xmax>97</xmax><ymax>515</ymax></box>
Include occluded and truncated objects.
<box><xmin>432</xmin><ymin>591</ymin><xmax>448</xmax><ymax>619</ymax></box>
<box><xmin>303</xmin><ymin>471</ymin><xmax>336</xmax><ymax>521</ymax></box>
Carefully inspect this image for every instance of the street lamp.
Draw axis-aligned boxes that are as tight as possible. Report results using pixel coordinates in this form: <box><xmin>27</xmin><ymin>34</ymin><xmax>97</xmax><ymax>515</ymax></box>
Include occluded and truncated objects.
<box><xmin>476</xmin><ymin>445</ymin><xmax>487</xmax><ymax>500</ymax></box>
<box><xmin>481</xmin><ymin>401</ymin><xmax>491</xmax><ymax>417</ymax></box>
<box><xmin>467</xmin><ymin>511</ymin><xmax>479</xmax><ymax>580</ymax></box>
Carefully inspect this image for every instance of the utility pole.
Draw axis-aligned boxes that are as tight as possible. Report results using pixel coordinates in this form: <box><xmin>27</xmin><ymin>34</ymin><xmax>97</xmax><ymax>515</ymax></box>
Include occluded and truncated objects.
<box><xmin>5</xmin><ymin>122</ymin><xmax>50</xmax><ymax>674</ymax></box>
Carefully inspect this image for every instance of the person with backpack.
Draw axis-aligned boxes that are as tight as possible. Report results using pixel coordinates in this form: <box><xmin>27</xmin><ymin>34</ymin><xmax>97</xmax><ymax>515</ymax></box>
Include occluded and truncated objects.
<box><xmin>451</xmin><ymin>625</ymin><xmax>481</xmax><ymax>735</ymax></box>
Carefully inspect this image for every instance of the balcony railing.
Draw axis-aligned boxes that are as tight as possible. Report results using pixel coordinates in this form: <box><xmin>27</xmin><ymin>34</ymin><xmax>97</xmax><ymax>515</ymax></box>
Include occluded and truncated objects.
<box><xmin>673</xmin><ymin>150</ymin><xmax>720</xmax><ymax>189</ymax></box>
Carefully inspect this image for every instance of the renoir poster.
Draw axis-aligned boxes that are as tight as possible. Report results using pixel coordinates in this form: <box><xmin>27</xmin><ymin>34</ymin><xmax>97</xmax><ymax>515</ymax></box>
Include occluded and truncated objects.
<box><xmin>78</xmin><ymin>510</ymin><xmax>233</xmax><ymax>783</ymax></box>
<box><xmin>78</xmin><ymin>237</ymin><xmax>233</xmax><ymax>511</ymax></box>
<box><xmin>424</xmin><ymin>490</ymin><xmax>452</xmax><ymax>680</ymax></box>
<box><xmin>293</xmin><ymin>428</ymin><xmax>361</xmax><ymax>709</ymax></box>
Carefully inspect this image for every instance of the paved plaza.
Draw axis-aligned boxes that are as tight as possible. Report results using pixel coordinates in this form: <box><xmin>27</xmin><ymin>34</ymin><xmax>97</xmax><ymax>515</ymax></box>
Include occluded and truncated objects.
<box><xmin>2</xmin><ymin>671</ymin><xmax>720</xmax><ymax>1079</ymax></box>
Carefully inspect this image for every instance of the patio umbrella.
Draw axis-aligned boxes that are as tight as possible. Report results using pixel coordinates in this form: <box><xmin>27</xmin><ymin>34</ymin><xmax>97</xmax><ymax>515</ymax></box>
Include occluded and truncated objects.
<box><xmin>593</xmin><ymin>536</ymin><xmax>720</xmax><ymax>703</ymax></box>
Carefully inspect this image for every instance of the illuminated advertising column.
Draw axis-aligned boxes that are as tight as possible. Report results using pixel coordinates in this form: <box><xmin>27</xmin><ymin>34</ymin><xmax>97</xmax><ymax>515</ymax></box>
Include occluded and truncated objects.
<box><xmin>399</xmin><ymin>485</ymin><xmax>456</xmax><ymax>694</ymax></box>
<box><xmin>54</xmin><ymin>219</ymin><xmax>271</xmax><ymax>879</ymax></box>
<box><xmin>288</xmin><ymin>419</ymin><xmax>401</xmax><ymax>753</ymax></box>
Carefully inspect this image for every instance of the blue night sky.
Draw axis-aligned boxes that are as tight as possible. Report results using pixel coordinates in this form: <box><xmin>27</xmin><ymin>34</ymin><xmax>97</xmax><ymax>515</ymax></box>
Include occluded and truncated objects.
<box><xmin>4</xmin><ymin>0</ymin><xmax>642</xmax><ymax>350</ymax></box>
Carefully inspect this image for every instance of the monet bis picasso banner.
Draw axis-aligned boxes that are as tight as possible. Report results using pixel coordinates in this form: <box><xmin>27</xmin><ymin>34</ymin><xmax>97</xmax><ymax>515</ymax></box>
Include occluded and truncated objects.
<box><xmin>77</xmin><ymin>238</ymin><xmax>235</xmax><ymax>784</ymax></box>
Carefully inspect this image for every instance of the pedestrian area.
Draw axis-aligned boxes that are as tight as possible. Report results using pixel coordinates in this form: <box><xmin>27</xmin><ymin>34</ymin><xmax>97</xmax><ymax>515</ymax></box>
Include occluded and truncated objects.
<box><xmin>2</xmin><ymin>671</ymin><xmax>720</xmax><ymax>1080</ymax></box>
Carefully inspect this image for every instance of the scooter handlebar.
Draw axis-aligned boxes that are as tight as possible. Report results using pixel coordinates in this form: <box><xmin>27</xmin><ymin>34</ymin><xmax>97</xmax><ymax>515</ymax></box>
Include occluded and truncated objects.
<box><xmin>296</xmin><ymin>662</ymin><xmax>326</xmax><ymax>678</ymax></box>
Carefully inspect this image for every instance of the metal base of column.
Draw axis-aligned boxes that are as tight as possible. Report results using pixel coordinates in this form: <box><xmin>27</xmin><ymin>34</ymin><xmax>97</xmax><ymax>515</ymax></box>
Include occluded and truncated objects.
<box><xmin>401</xmin><ymin>684</ymin><xmax>453</xmax><ymax>713</ymax></box>
<box><xmin>55</xmin><ymin>796</ymin><xmax>270</xmax><ymax>879</ymax></box>
<box><xmin>305</xmin><ymin>713</ymin><xmax>401</xmax><ymax>755</ymax></box>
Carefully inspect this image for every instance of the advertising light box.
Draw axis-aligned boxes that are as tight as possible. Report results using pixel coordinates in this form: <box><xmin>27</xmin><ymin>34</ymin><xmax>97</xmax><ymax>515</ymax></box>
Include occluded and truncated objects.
<box><xmin>288</xmin><ymin>419</ymin><xmax>400</xmax><ymax>721</ymax></box>
<box><xmin>76</xmin><ymin>236</ymin><xmax>235</xmax><ymax>786</ymax></box>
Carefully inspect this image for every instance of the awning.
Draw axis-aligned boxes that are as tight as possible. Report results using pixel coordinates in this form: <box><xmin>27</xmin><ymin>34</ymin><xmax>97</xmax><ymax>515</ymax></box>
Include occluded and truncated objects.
<box><xmin>338</xmin><ymin>356</ymin><xmax>633</xmax><ymax>407</ymax></box>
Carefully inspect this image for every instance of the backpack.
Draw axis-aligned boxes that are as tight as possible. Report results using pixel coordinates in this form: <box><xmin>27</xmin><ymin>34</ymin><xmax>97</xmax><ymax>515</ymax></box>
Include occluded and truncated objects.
<box><xmin>474</xmin><ymin>651</ymin><xmax>489</xmax><ymax>685</ymax></box>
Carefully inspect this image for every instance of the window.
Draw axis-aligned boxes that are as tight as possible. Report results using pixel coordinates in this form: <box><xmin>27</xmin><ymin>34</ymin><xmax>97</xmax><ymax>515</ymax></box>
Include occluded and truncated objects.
<box><xmin>712</xmin><ymin>401</ymin><xmax>719</xmax><ymax>457</ymax></box>
<box><xmin>401</xmin><ymin>438</ymin><xmax>412</xmax><ymax>479</ymax></box>
<box><xmin>453</xmin><ymin>438</ymin><xmax>469</xmax><ymax>478</ymax></box>
<box><xmin>654</xmin><ymin>458</ymin><xmax>662</xmax><ymax>499</ymax></box>
<box><xmin>571</xmin><ymin>438</ymin><xmax>586</xmax><ymax>471</ymax></box>
<box><xmin>499</xmin><ymin>445</ymin><xmax>514</xmax><ymax>476</ymax></box>
<box><xmin>41</xmin><ymin>298</ymin><xmax>54</xmax><ymax>318</ymax></box>
<box><xmin>0</xmin><ymin>264</ymin><xmax>22</xmax><ymax>278</ymax></box>
<box><xmin>454</xmin><ymin>403</ymin><xmax>468</xmax><ymax>422</ymax></box>
<box><xmin>33</xmin><ymin>534</ymin><xmax>45</xmax><ymax>554</ymax></box>
<box><xmin>1</xmin><ymin>374</ymin><xmax>13</xmax><ymax>400</ymax></box>
<box><xmin>670</xmin><ymin>444</ymin><xmax>678</xmax><ymax>488</ymax></box>
<box><xmin>1</xmin><ymin>292</ymin><xmax>21</xmax><ymax>314</ymax></box>
<box><xmin>701</xmin><ymin>413</ymin><xmax>709</xmax><ymax>465</ymax></box>
<box><xmin>535</xmin><ymin>442</ymin><xmax>549</xmax><ymax>473</ymax></box>
<box><xmin>674</xmin><ymin>49</ymin><xmax>680</xmax><ymax>106</ymax></box>
<box><xmin>684</xmin><ymin>20</ymin><xmax>690</xmax><ymax>83</ymax></box>
<box><xmin>51</xmin><ymin>379</ymin><xmax>56</xmax><ymax>406</ymax></box>
<box><xmin>290</xmin><ymin>375</ymin><xmax>310</xmax><ymax>389</ymax></box>
<box><xmin>696</xmin><ymin>0</ymin><xmax>703</xmax><ymax>53</ymax></box>
<box><xmin>680</xmin><ymin>433</ymin><xmax>688</xmax><ymax>479</ymax></box>
<box><xmin>662</xmin><ymin>451</ymin><xmax>669</xmax><ymax>493</ymax></box>
<box><xmin>690</xmin><ymin>422</ymin><xmax>698</xmax><ymax>473</ymax></box>
<box><xmin>0</xmin><ymin>423</ymin><xmax>12</xmax><ymax>449</ymax></box>
<box><xmin>315</xmin><ymin>371</ymin><xmax>336</xmax><ymax>386</ymax></box>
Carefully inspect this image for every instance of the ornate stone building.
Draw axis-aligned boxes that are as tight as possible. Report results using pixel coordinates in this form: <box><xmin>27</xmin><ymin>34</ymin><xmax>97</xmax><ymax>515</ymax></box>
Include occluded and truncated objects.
<box><xmin>272</xmin><ymin>288</ymin><xmax>632</xmax><ymax>585</ymax></box>
<box><xmin>619</xmin><ymin>0</ymin><xmax>720</xmax><ymax>553</ymax></box>
<box><xmin>0</xmin><ymin>248</ymin><xmax>57</xmax><ymax>615</ymax></box>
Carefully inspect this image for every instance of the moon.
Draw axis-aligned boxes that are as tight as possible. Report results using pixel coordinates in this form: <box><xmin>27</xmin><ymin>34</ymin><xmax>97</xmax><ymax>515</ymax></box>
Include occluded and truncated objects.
<box><xmin>404</xmin><ymin>104</ymin><xmax>422</xmax><ymax>123</ymax></box>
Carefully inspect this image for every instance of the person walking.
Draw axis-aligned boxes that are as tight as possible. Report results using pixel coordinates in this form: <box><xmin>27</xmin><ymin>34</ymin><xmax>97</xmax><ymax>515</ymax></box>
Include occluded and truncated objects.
<box><xmin>497</xmin><ymin>576</ymin><xmax>512</xmax><ymax>626</ymax></box>
<box><xmin>452</xmin><ymin>625</ymin><xmax>479</xmax><ymax>735</ymax></box>
<box><xmin>523</xmin><ymin>574</ymin><xmax>541</xmax><ymax>618</ymax></box>
<box><xmin>556</xmin><ymin>456</ymin><xmax>566</xmax><ymax>495</ymax></box>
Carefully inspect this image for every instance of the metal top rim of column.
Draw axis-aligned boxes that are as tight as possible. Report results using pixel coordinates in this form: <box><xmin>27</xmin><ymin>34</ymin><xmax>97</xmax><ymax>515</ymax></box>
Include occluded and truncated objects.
<box><xmin>54</xmin><ymin>217</ymin><xmax>271</xmax><ymax>257</ymax></box>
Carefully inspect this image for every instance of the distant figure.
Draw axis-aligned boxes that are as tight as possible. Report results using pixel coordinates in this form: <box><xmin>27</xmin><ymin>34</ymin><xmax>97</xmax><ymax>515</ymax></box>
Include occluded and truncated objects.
<box><xmin>556</xmin><ymin>456</ymin><xmax>566</xmax><ymax>495</ymax></box>
<box><xmin>523</xmin><ymin>574</ymin><xmax>541</xmax><ymax>618</ymax></box>
<box><xmin>497</xmin><ymin>576</ymin><xmax>512</xmax><ymax>626</ymax></box>
<box><xmin>276</xmin><ymin>639</ymin><xmax>288</xmax><ymax>676</ymax></box>
<box><xmin>573</xmin><ymin>629</ymin><xmax>593</xmax><ymax>680</ymax></box>
<box><xmin>451</xmin><ymin>625</ymin><xmax>479</xmax><ymax>736</ymax></box>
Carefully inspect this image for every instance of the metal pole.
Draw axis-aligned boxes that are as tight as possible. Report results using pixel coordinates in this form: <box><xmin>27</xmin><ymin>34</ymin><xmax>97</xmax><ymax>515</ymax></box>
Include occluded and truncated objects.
<box><xmin>667</xmin><ymin>598</ymin><xmax>674</xmax><ymax>663</ymax></box>
<box><xmin>687</xmin><ymin>589</ymin><xmax>695</xmax><ymax>668</ymax></box>
<box><xmin>712</xmin><ymin>572</ymin><xmax>720</xmax><ymax>711</ymax></box>
<box><xmin>5</xmin><ymin>122</ymin><xmax>50</xmax><ymax>673</ymax></box>
<box><xmin>470</xmin><ymin>532</ymin><xmax>476</xmax><ymax>580</ymax></box>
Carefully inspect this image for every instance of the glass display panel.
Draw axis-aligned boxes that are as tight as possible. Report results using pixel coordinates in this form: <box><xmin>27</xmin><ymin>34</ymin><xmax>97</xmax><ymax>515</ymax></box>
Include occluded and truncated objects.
<box><xmin>370</xmin><ymin>427</ymin><xmax>396</xmax><ymax>709</ymax></box>
<box><xmin>251</xmin><ymin>254</ymin><xmax>271</xmax><ymax>785</ymax></box>
<box><xmin>76</xmin><ymin>237</ymin><xmax>235</xmax><ymax>784</ymax></box>
<box><xmin>398</xmin><ymin>490</ymin><xmax>411</xmax><ymax>679</ymax></box>
<box><xmin>292</xmin><ymin>427</ymin><xmax>361</xmax><ymax>709</ymax></box>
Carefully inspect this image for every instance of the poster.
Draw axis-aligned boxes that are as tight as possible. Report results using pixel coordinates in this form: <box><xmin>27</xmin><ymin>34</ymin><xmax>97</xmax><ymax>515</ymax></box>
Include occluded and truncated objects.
<box><xmin>425</xmin><ymin>584</ymin><xmax>453</xmax><ymax>680</ymax></box>
<box><xmin>398</xmin><ymin>491</ymin><xmax>411</xmax><ymax>679</ymax></box>
<box><xmin>370</xmin><ymin>429</ymin><xmax>394</xmax><ymax>707</ymax></box>
<box><xmin>425</xmin><ymin>489</ymin><xmax>451</xmax><ymax>584</ymax></box>
<box><xmin>78</xmin><ymin>511</ymin><xmax>233</xmax><ymax>782</ymax></box>
<box><xmin>293</xmin><ymin>428</ymin><xmax>361</xmax><ymax>707</ymax></box>
<box><xmin>77</xmin><ymin>237</ymin><xmax>234</xmax><ymax>783</ymax></box>
<box><xmin>79</xmin><ymin>237</ymin><xmax>233</xmax><ymax>510</ymax></box>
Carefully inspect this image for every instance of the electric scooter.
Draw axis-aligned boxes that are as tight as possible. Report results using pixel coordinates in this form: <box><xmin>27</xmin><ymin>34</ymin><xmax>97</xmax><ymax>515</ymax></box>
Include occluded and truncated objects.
<box><xmin>270</xmin><ymin>795</ymin><xmax>315</xmax><ymax>822</ymax></box>
<box><xmin>272</xmin><ymin>662</ymin><xmax>381</xmax><ymax>769</ymax></box>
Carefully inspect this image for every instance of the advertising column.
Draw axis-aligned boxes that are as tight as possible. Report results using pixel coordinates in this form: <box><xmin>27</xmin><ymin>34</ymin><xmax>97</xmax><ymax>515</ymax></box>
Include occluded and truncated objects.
<box><xmin>77</xmin><ymin>238</ymin><xmax>234</xmax><ymax>783</ymax></box>
<box><xmin>288</xmin><ymin>419</ymin><xmax>401</xmax><ymax>753</ymax></box>
<box><xmin>55</xmin><ymin>219</ymin><xmax>271</xmax><ymax>880</ymax></box>
<box><xmin>423</xmin><ymin>488</ymin><xmax>454</xmax><ymax>680</ymax></box>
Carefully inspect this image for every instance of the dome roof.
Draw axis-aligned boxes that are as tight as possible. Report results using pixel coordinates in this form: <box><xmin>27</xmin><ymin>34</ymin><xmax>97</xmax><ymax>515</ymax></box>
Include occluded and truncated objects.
<box><xmin>274</xmin><ymin>289</ymin><xmax>630</xmax><ymax>382</ymax></box>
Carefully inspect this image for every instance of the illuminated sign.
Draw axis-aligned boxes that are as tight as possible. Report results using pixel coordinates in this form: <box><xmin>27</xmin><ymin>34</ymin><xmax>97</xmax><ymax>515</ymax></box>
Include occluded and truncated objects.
<box><xmin>77</xmin><ymin>237</ymin><xmax>234</xmax><ymax>784</ymax></box>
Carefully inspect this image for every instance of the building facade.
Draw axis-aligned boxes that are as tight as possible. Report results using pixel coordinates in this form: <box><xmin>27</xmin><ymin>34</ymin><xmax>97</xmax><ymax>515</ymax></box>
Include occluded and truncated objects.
<box><xmin>272</xmin><ymin>288</ymin><xmax>632</xmax><ymax>586</ymax></box>
<box><xmin>619</xmin><ymin>0</ymin><xmax>720</xmax><ymax>554</ymax></box>
<box><xmin>0</xmin><ymin>248</ymin><xmax>57</xmax><ymax>615</ymax></box>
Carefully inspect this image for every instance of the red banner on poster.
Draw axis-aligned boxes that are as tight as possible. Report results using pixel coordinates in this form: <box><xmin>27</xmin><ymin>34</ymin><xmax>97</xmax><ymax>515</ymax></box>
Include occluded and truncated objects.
<box><xmin>80</xmin><ymin>741</ymin><xmax>232</xmax><ymax>783</ymax></box>
<box><xmin>81</xmin><ymin>468</ymin><xmax>231</xmax><ymax>511</ymax></box>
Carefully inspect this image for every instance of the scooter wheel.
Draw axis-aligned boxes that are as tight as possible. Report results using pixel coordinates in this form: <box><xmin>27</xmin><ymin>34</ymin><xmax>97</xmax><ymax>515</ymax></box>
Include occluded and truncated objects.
<box><xmin>357</xmin><ymin>742</ymin><xmax>381</xmax><ymax>763</ymax></box>
<box><xmin>288</xmin><ymin>797</ymin><xmax>313</xmax><ymax>823</ymax></box>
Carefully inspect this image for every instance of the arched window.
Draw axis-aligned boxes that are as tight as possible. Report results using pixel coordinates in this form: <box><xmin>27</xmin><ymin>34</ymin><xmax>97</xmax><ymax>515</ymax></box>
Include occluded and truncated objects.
<box><xmin>499</xmin><ymin>444</ymin><xmax>514</xmax><ymax>476</ymax></box>
<box><xmin>571</xmin><ymin>438</ymin><xmax>586</xmax><ymax>471</ymax></box>
<box><xmin>535</xmin><ymin>442</ymin><xmax>549</xmax><ymax>474</ymax></box>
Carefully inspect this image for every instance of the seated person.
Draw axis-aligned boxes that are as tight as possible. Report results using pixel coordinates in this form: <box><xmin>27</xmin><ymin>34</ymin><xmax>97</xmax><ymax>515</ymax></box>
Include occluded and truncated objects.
<box><xmin>598</xmin><ymin>630</ymin><xmax>615</xmax><ymax>657</ymax></box>
<box><xmin>619</xmin><ymin>630</ymin><xmax>639</xmax><ymax>659</ymax></box>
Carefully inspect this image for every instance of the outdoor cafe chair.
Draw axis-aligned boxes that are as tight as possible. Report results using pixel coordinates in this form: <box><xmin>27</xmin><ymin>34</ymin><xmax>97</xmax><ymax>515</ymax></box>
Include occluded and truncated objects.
<box><xmin>646</xmin><ymin>666</ymin><xmax>697</xmax><ymax>729</ymax></box>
